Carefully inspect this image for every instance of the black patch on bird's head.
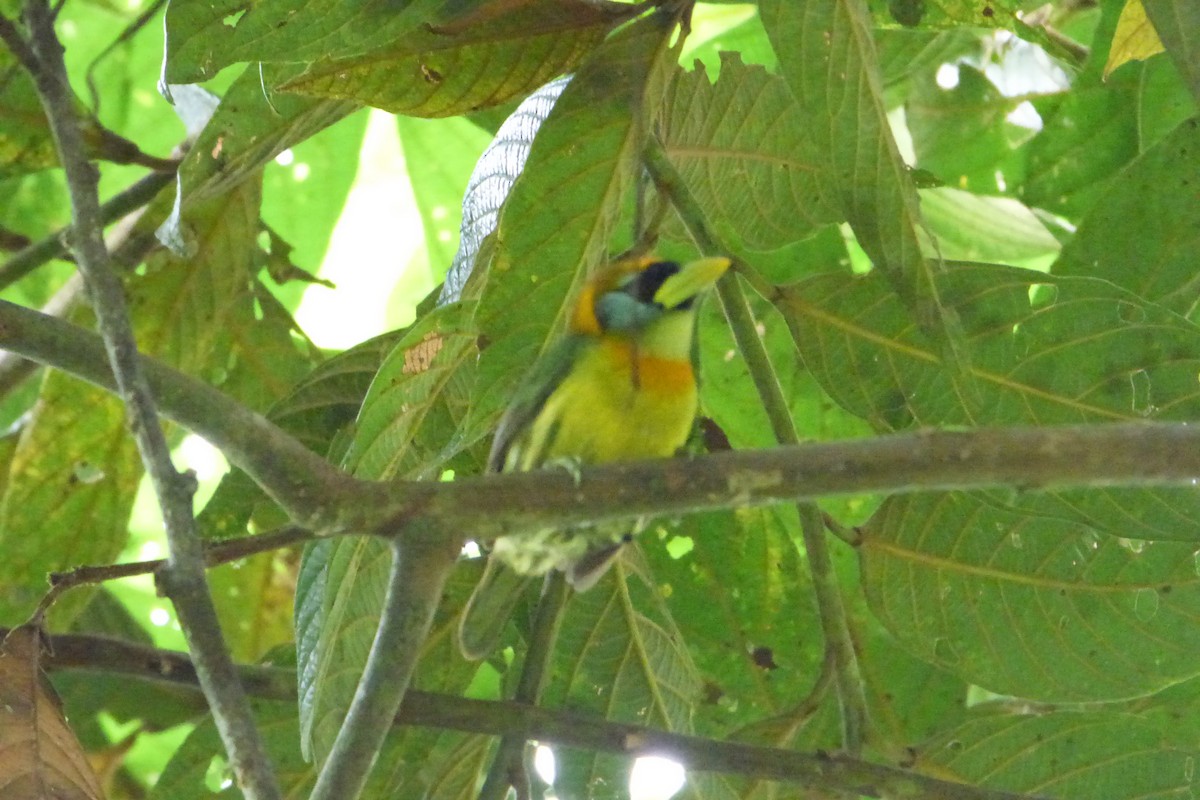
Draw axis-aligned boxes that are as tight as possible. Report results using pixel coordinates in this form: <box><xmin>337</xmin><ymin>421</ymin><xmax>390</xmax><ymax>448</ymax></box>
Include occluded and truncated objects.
<box><xmin>628</xmin><ymin>260</ymin><xmax>685</xmax><ymax>307</ymax></box>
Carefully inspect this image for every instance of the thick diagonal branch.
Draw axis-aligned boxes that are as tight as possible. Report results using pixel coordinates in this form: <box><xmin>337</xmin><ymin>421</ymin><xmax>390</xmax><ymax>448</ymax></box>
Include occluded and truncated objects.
<box><xmin>7</xmin><ymin>4</ymin><xmax>281</xmax><ymax>797</ymax></box>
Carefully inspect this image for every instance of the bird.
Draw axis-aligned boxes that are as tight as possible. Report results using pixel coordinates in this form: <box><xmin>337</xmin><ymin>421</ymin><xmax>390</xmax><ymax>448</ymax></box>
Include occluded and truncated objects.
<box><xmin>457</xmin><ymin>254</ymin><xmax>730</xmax><ymax>660</ymax></box>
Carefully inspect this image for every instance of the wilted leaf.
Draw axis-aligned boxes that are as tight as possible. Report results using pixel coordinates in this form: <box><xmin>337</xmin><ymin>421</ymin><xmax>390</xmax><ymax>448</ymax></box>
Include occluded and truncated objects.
<box><xmin>1105</xmin><ymin>0</ymin><xmax>1166</xmax><ymax>77</ymax></box>
<box><xmin>0</xmin><ymin>626</ymin><xmax>104</xmax><ymax>799</ymax></box>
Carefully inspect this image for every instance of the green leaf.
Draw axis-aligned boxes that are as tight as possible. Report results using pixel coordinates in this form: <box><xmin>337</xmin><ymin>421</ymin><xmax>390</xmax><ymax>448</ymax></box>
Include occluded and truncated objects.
<box><xmin>759</xmin><ymin>0</ymin><xmax>965</xmax><ymax>365</ymax></box>
<box><xmin>156</xmin><ymin>63</ymin><xmax>355</xmax><ymax>250</ymax></box>
<box><xmin>0</xmin><ymin>50</ymin><xmax>59</xmax><ymax>178</ymax></box>
<box><xmin>876</xmin><ymin>28</ymin><xmax>978</xmax><ymax>94</ymax></box>
<box><xmin>297</xmin><ymin>303</ymin><xmax>483</xmax><ymax>762</ymax></box>
<box><xmin>208</xmin><ymin>550</ymin><xmax>296</xmax><ymax>662</ymax></box>
<box><xmin>1143</xmin><ymin>0</ymin><xmax>1200</xmax><ymax>104</ymax></box>
<box><xmin>783</xmin><ymin>263</ymin><xmax>1200</xmax><ymax>428</ymax></box>
<box><xmin>0</xmin><ymin>182</ymin><xmax>268</xmax><ymax>625</ymax></box>
<box><xmin>295</xmin><ymin>534</ymin><xmax>483</xmax><ymax>765</ymax></box>
<box><xmin>150</xmin><ymin>700</ymin><xmax>316</xmax><ymax>799</ymax></box>
<box><xmin>397</xmin><ymin>116</ymin><xmax>491</xmax><ymax>280</ymax></box>
<box><xmin>865</xmin><ymin>492</ymin><xmax>1200</xmax><ymax>701</ymax></box>
<box><xmin>661</xmin><ymin>54</ymin><xmax>840</xmax><ymax>252</ymax></box>
<box><xmin>919</xmin><ymin>188</ymin><xmax>1060</xmax><ymax>266</ymax></box>
<box><xmin>198</xmin><ymin>329</ymin><xmax>399</xmax><ymax>541</ymax></box>
<box><xmin>906</xmin><ymin>64</ymin><xmax>1027</xmax><ymax>192</ymax></box>
<box><xmin>280</xmin><ymin>0</ymin><xmax>635</xmax><ymax>117</ymax></box>
<box><xmin>545</xmin><ymin>546</ymin><xmax>708</xmax><ymax>796</ymax></box>
<box><xmin>921</xmin><ymin>711</ymin><xmax>1200</xmax><ymax>798</ymax></box>
<box><xmin>1021</xmin><ymin>73</ymin><xmax>1144</xmax><ymax>218</ymax></box>
<box><xmin>1054</xmin><ymin>117</ymin><xmax>1200</xmax><ymax>315</ymax></box>
<box><xmin>259</xmin><ymin>109</ymin><xmax>369</xmax><ymax>309</ymax></box>
<box><xmin>345</xmin><ymin>302</ymin><xmax>482</xmax><ymax>482</ymax></box>
<box><xmin>641</xmin><ymin>509</ymin><xmax>824</xmax><ymax>739</ymax></box>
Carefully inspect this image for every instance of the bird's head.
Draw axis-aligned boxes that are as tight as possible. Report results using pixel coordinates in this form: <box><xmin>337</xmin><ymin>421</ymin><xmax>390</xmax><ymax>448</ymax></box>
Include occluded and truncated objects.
<box><xmin>569</xmin><ymin>256</ymin><xmax>731</xmax><ymax>337</ymax></box>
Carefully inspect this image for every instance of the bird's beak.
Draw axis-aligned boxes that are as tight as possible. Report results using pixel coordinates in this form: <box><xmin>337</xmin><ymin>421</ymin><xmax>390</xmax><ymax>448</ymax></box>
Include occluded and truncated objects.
<box><xmin>653</xmin><ymin>256</ymin><xmax>731</xmax><ymax>309</ymax></box>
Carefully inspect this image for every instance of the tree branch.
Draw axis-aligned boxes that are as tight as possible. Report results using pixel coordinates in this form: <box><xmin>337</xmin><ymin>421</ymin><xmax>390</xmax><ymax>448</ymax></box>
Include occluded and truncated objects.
<box><xmin>5</xmin><ymin>291</ymin><xmax>1200</xmax><ymax>548</ymax></box>
<box><xmin>308</xmin><ymin>537</ymin><xmax>460</xmax><ymax>800</ymax></box>
<box><xmin>30</xmin><ymin>631</ymin><xmax>1047</xmax><ymax>800</ymax></box>
<box><xmin>2</xmin><ymin>283</ymin><xmax>1200</xmax><ymax>538</ymax></box>
<box><xmin>0</xmin><ymin>298</ymin><xmax>357</xmax><ymax>526</ymax></box>
<box><xmin>11</xmin><ymin>3</ymin><xmax>280</xmax><ymax>797</ymax></box>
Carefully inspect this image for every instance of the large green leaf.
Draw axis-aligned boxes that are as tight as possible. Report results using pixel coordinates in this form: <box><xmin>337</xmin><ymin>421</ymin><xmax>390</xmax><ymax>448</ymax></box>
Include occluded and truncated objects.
<box><xmin>150</xmin><ymin>699</ymin><xmax>315</xmax><ymax>799</ymax></box>
<box><xmin>0</xmin><ymin>47</ymin><xmax>162</xmax><ymax>180</ymax></box>
<box><xmin>920</xmin><ymin>711</ymin><xmax>1199</xmax><ymax>798</ymax></box>
<box><xmin>759</xmin><ymin>0</ymin><xmax>964</xmax><ymax>364</ymax></box>
<box><xmin>0</xmin><ymin>49</ymin><xmax>60</xmax><ymax>178</ymax></box>
<box><xmin>544</xmin><ymin>547</ymin><xmax>717</xmax><ymax>798</ymax></box>
<box><xmin>865</xmin><ymin>492</ymin><xmax>1200</xmax><ymax>701</ymax></box>
<box><xmin>660</xmin><ymin>54</ymin><xmax>839</xmax><ymax>252</ymax></box>
<box><xmin>280</xmin><ymin>0</ymin><xmax>635</xmax><ymax>117</ymax></box>
<box><xmin>296</xmin><ymin>302</ymin><xmax>483</xmax><ymax>762</ymax></box>
<box><xmin>919</xmin><ymin>188</ymin><xmax>1059</xmax><ymax>267</ymax></box>
<box><xmin>905</xmin><ymin>64</ymin><xmax>1027</xmax><ymax>193</ymax></box>
<box><xmin>396</xmin><ymin>116</ymin><xmax>491</xmax><ymax>277</ymax></box>
<box><xmin>295</xmin><ymin>533</ymin><xmax>484</xmax><ymax>772</ymax></box>
<box><xmin>1143</xmin><ymin>0</ymin><xmax>1200</xmax><ymax>104</ymax></box>
<box><xmin>0</xmin><ymin>182</ymin><xmax>269</xmax><ymax>625</ymax></box>
<box><xmin>156</xmin><ymin>64</ymin><xmax>355</xmax><ymax>251</ymax></box>
<box><xmin>640</xmin><ymin>508</ymin><xmax>823</xmax><ymax>739</ymax></box>
<box><xmin>1054</xmin><ymin>117</ymin><xmax>1200</xmax><ymax>315</ymax></box>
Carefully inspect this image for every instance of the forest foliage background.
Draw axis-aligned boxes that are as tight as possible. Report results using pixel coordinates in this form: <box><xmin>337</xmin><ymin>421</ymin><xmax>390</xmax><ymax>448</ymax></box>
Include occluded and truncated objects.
<box><xmin>1</xmin><ymin>0</ymin><xmax>1199</xmax><ymax>798</ymax></box>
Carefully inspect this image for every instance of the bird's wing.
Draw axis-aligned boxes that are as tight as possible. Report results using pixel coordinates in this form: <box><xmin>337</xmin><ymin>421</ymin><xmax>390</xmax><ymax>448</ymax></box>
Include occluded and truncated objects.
<box><xmin>486</xmin><ymin>334</ymin><xmax>590</xmax><ymax>473</ymax></box>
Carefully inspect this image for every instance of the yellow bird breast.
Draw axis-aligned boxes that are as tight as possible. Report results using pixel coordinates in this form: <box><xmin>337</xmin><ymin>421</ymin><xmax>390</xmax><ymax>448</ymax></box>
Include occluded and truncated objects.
<box><xmin>517</xmin><ymin>337</ymin><xmax>697</xmax><ymax>470</ymax></box>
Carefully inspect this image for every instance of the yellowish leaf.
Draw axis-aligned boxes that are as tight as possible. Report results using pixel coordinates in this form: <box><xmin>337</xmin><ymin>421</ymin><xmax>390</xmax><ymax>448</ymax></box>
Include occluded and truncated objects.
<box><xmin>1104</xmin><ymin>0</ymin><xmax>1165</xmax><ymax>78</ymax></box>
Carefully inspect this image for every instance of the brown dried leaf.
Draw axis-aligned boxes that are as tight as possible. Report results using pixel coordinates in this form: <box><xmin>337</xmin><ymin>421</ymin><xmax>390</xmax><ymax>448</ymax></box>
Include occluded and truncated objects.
<box><xmin>0</xmin><ymin>626</ymin><xmax>104</xmax><ymax>799</ymax></box>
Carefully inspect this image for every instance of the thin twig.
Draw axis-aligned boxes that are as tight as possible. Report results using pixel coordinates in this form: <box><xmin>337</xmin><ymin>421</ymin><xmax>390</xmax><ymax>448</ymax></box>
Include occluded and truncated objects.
<box><xmin>643</xmin><ymin>136</ymin><xmax>872</xmax><ymax>754</ymax></box>
<box><xmin>0</xmin><ymin>168</ymin><xmax>175</xmax><ymax>291</ymax></box>
<box><xmin>478</xmin><ymin>573</ymin><xmax>569</xmax><ymax>800</ymax></box>
<box><xmin>14</xmin><ymin>3</ymin><xmax>280</xmax><ymax>797</ymax></box>
<box><xmin>38</xmin><ymin>525</ymin><xmax>312</xmax><ymax>613</ymax></box>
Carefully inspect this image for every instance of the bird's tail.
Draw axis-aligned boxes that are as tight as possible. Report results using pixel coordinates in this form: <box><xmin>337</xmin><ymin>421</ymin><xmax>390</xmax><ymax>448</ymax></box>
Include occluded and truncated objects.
<box><xmin>457</xmin><ymin>559</ymin><xmax>534</xmax><ymax>660</ymax></box>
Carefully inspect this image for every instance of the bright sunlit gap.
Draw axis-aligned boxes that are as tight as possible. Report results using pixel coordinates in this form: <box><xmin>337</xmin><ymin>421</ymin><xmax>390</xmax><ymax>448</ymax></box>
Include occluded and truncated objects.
<box><xmin>524</xmin><ymin>747</ymin><xmax>685</xmax><ymax>798</ymax></box>
<box><xmin>630</xmin><ymin>755</ymin><xmax>687</xmax><ymax>800</ymax></box>
<box><xmin>294</xmin><ymin>108</ymin><xmax>427</xmax><ymax>349</ymax></box>
<box><xmin>533</xmin><ymin>744</ymin><xmax>557</xmax><ymax>786</ymax></box>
